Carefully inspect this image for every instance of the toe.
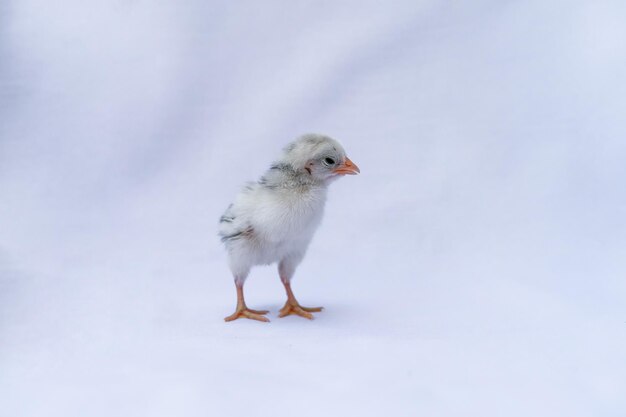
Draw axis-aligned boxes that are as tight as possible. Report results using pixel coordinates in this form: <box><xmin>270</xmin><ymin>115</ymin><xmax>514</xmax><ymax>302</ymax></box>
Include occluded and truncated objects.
<box><xmin>300</xmin><ymin>306</ymin><xmax>323</xmax><ymax>312</ymax></box>
<box><xmin>242</xmin><ymin>310</ymin><xmax>270</xmax><ymax>322</ymax></box>
<box><xmin>278</xmin><ymin>304</ymin><xmax>314</xmax><ymax>320</ymax></box>
<box><xmin>224</xmin><ymin>313</ymin><xmax>239</xmax><ymax>322</ymax></box>
<box><xmin>224</xmin><ymin>309</ymin><xmax>271</xmax><ymax>322</ymax></box>
<box><xmin>292</xmin><ymin>307</ymin><xmax>314</xmax><ymax>320</ymax></box>
<box><xmin>278</xmin><ymin>306</ymin><xmax>290</xmax><ymax>318</ymax></box>
<box><xmin>248</xmin><ymin>308</ymin><xmax>269</xmax><ymax>315</ymax></box>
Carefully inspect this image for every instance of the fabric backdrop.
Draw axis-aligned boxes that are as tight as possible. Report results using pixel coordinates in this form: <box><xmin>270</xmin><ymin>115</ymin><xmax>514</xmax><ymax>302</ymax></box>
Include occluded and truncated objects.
<box><xmin>1</xmin><ymin>1</ymin><xmax>625</xmax><ymax>416</ymax></box>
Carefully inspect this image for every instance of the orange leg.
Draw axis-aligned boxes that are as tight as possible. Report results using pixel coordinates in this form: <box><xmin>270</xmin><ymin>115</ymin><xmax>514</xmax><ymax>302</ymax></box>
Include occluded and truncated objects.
<box><xmin>278</xmin><ymin>281</ymin><xmax>323</xmax><ymax>320</ymax></box>
<box><xmin>224</xmin><ymin>283</ymin><xmax>270</xmax><ymax>322</ymax></box>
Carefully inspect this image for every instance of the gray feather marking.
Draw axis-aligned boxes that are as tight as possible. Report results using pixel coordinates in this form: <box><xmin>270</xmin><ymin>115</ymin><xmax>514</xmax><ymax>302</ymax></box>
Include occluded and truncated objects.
<box><xmin>220</xmin><ymin>226</ymin><xmax>254</xmax><ymax>243</ymax></box>
<box><xmin>270</xmin><ymin>162</ymin><xmax>291</xmax><ymax>171</ymax></box>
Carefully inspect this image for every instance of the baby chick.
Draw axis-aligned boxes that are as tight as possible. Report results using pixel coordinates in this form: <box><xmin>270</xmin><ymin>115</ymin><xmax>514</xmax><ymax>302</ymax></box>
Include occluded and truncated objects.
<box><xmin>219</xmin><ymin>134</ymin><xmax>360</xmax><ymax>322</ymax></box>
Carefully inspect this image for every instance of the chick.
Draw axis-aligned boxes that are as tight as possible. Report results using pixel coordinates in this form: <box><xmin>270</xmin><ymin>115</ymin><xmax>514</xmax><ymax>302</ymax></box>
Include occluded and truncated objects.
<box><xmin>219</xmin><ymin>134</ymin><xmax>360</xmax><ymax>322</ymax></box>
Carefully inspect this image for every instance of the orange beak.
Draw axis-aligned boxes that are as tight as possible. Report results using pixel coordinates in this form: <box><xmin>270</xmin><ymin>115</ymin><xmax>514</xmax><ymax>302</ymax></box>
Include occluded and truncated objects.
<box><xmin>332</xmin><ymin>156</ymin><xmax>360</xmax><ymax>175</ymax></box>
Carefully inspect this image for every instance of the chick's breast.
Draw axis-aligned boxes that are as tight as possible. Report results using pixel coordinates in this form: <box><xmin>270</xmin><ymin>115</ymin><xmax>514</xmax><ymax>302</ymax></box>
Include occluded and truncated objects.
<box><xmin>248</xmin><ymin>186</ymin><xmax>327</xmax><ymax>243</ymax></box>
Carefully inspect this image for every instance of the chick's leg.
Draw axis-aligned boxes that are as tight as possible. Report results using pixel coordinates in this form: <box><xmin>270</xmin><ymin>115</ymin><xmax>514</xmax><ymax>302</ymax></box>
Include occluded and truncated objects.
<box><xmin>277</xmin><ymin>257</ymin><xmax>323</xmax><ymax>319</ymax></box>
<box><xmin>278</xmin><ymin>281</ymin><xmax>324</xmax><ymax>320</ymax></box>
<box><xmin>224</xmin><ymin>282</ymin><xmax>269</xmax><ymax>322</ymax></box>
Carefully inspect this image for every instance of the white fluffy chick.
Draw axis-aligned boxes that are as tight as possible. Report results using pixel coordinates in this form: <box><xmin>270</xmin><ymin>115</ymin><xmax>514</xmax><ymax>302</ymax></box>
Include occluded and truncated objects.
<box><xmin>219</xmin><ymin>134</ymin><xmax>360</xmax><ymax>322</ymax></box>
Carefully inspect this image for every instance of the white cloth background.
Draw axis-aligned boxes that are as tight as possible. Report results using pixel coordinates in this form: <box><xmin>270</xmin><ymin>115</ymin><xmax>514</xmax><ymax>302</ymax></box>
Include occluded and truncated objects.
<box><xmin>1</xmin><ymin>1</ymin><xmax>625</xmax><ymax>416</ymax></box>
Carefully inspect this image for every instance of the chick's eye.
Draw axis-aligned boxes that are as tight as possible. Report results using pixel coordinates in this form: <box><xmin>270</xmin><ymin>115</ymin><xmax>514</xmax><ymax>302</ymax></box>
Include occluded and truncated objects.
<box><xmin>324</xmin><ymin>157</ymin><xmax>336</xmax><ymax>165</ymax></box>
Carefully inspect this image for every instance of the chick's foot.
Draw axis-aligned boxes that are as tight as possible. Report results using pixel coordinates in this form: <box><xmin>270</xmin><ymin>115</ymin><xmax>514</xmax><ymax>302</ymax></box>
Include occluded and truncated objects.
<box><xmin>224</xmin><ymin>307</ymin><xmax>270</xmax><ymax>322</ymax></box>
<box><xmin>278</xmin><ymin>301</ymin><xmax>324</xmax><ymax>320</ymax></box>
